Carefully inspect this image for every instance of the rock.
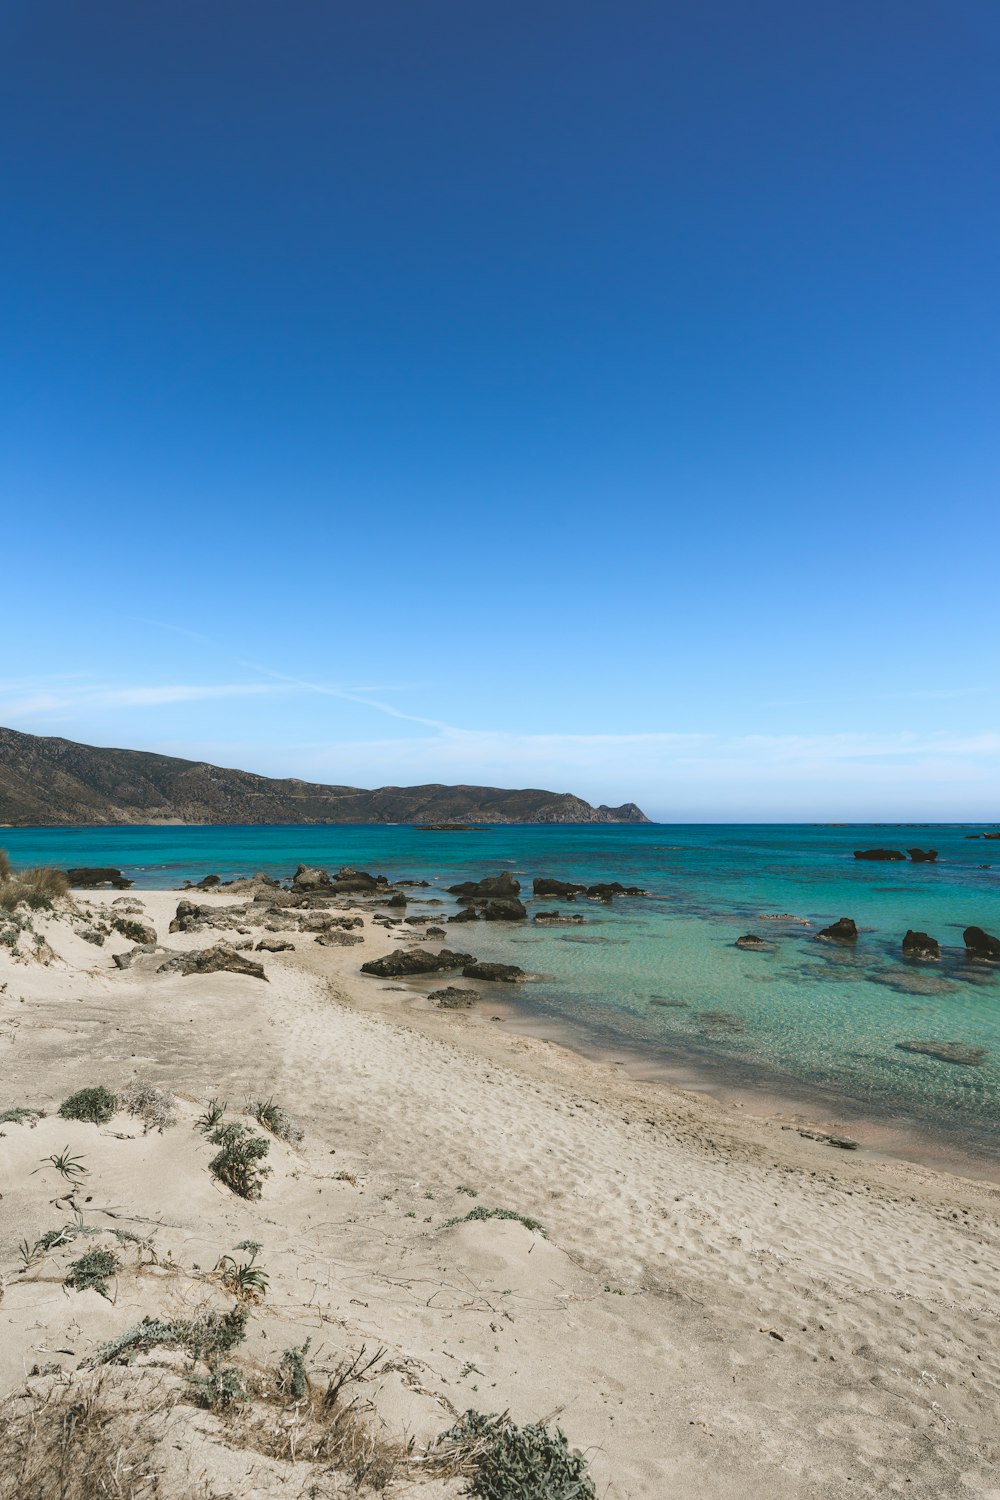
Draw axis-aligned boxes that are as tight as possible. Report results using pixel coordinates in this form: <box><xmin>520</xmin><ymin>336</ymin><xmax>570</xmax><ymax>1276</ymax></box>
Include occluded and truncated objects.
<box><xmin>984</xmin><ymin>832</ymin><xmax>1000</xmax><ymax>840</ymax></box>
<box><xmin>426</xmin><ymin>926</ymin><xmax>446</xmax><ymax>937</ymax></box>
<box><xmin>461</xmin><ymin>961</ymin><xmax>525</xmax><ymax>983</ymax></box>
<box><xmin>315</xmin><ymin>931</ymin><xmax>364</xmax><ymax>947</ymax></box>
<box><xmin>255</xmin><ymin>938</ymin><xmax>295</xmax><ymax>952</ymax></box>
<box><xmin>472</xmin><ymin>898</ymin><xmax>528</xmax><ymax>921</ymax></box>
<box><xmin>965</xmin><ymin>834</ymin><xmax>981</xmax><ymax>839</ymax></box>
<box><xmin>853</xmin><ymin>849</ymin><xmax>906</xmax><ymax>861</ymax></box>
<box><xmin>330</xmin><ymin>866</ymin><xmax>388</xmax><ymax>894</ymax></box>
<box><xmin>157</xmin><ymin>942</ymin><xmax>268</xmax><ymax>981</ymax></box>
<box><xmin>77</xmin><ymin>927</ymin><xmax>107</xmax><ymax>946</ymax></box>
<box><xmin>404</xmin><ymin>915</ymin><xmax>432</xmax><ymax>925</ymax></box>
<box><xmin>194</xmin><ymin>874</ymin><xmax>221</xmax><ymax>888</ymax></box>
<box><xmin>66</xmin><ymin>867</ymin><xmax>133</xmax><ymax>889</ymax></box>
<box><xmin>448</xmin><ymin>909</ymin><xmax>480</xmax><ymax>922</ymax></box>
<box><xmin>168</xmin><ymin>900</ymin><xmax>249</xmax><ymax>934</ymax></box>
<box><xmin>111</xmin><ymin>915</ymin><xmax>157</xmax><ymax>945</ymax></box>
<box><xmin>448</xmin><ymin>872</ymin><xmax>522</xmax><ymax>899</ymax></box>
<box><xmin>291</xmin><ymin>864</ymin><xmax>333</xmax><ymax>892</ymax></box>
<box><xmin>907</xmin><ymin>848</ymin><xmax>938</xmax><ymax>862</ymax></box>
<box><xmin>429</xmin><ymin>987</ymin><xmax>481</xmax><ymax>1008</ymax></box>
<box><xmin>735</xmin><ymin>934</ymin><xmax>770</xmax><ymax>951</ymax></box>
<box><xmin>816</xmin><ymin>917</ymin><xmax>858</xmax><ymax>944</ymax></box>
<box><xmin>902</xmin><ymin>930</ymin><xmax>940</xmax><ymax>960</ymax></box>
<box><xmin>112</xmin><ymin>943</ymin><xmax>156</xmax><ymax>970</ymax></box>
<box><xmin>383</xmin><ymin>893</ymin><xmax>408</xmax><ymax>908</ymax></box>
<box><xmin>360</xmin><ymin>948</ymin><xmax>474</xmax><ymax>978</ymax></box>
<box><xmin>964</xmin><ymin>926</ymin><xmax>1000</xmax><ymax>960</ymax></box>
<box><xmin>533</xmin><ymin>911</ymin><xmax>585</xmax><ymax>924</ymax></box>
<box><xmin>897</xmin><ymin>1040</ymin><xmax>986</xmax><ymax>1067</ymax></box>
<box><xmin>533</xmin><ymin>878</ymin><xmax>587</xmax><ymax>899</ymax></box>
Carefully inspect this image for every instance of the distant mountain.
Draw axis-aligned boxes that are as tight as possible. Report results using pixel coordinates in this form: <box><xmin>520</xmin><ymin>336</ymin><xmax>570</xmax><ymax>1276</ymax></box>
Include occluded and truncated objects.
<box><xmin>0</xmin><ymin>726</ymin><xmax>650</xmax><ymax>827</ymax></box>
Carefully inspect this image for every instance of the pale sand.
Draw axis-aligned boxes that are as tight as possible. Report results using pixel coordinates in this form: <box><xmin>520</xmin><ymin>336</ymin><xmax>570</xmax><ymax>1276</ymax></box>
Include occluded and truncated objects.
<box><xmin>1</xmin><ymin>887</ymin><xmax>998</xmax><ymax>1498</ymax></box>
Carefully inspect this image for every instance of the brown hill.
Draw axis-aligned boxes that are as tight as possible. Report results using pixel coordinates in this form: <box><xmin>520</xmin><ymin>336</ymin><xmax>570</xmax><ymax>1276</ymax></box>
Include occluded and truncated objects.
<box><xmin>0</xmin><ymin>726</ymin><xmax>650</xmax><ymax>827</ymax></box>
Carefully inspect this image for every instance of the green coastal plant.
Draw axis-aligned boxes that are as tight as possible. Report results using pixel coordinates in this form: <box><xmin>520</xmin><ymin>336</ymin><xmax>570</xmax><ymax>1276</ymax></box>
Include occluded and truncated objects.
<box><xmin>196</xmin><ymin>1097</ymin><xmax>227</xmax><ymax>1132</ymax></box>
<box><xmin>249</xmin><ymin>1096</ymin><xmax>303</xmax><ymax>1145</ymax></box>
<box><xmin>208</xmin><ymin>1122</ymin><xmax>272</xmax><ymax>1198</ymax></box>
<box><xmin>64</xmin><ymin>1248</ymin><xmax>120</xmax><ymax>1299</ymax></box>
<box><xmin>58</xmin><ymin>1086</ymin><xmax>117</xmax><ymax>1124</ymax></box>
<box><xmin>278</xmin><ymin>1337</ymin><xmax>312</xmax><ymax>1399</ymax></box>
<box><xmin>436</xmin><ymin>1410</ymin><xmax>596</xmax><ymax>1499</ymax></box>
<box><xmin>85</xmin><ymin>1305</ymin><xmax>249</xmax><ymax>1368</ymax></box>
<box><xmin>189</xmin><ymin>1365</ymin><xmax>247</xmax><ymax>1411</ymax></box>
<box><xmin>215</xmin><ymin>1240</ymin><xmax>269</xmax><ymax>1302</ymax></box>
<box><xmin>0</xmin><ymin>1106</ymin><xmax>45</xmax><ymax>1127</ymax></box>
<box><xmin>441</xmin><ymin>1205</ymin><xmax>545</xmax><ymax>1235</ymax></box>
<box><xmin>38</xmin><ymin>1147</ymin><xmax>89</xmax><ymax>1183</ymax></box>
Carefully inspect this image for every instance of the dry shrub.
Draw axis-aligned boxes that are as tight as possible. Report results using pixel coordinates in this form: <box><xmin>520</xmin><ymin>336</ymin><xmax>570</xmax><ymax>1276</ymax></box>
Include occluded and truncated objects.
<box><xmin>0</xmin><ymin>848</ymin><xmax>11</xmax><ymax>882</ymax></box>
<box><xmin>0</xmin><ymin>1374</ymin><xmax>170</xmax><ymax>1500</ymax></box>
<box><xmin>0</xmin><ymin>865</ymin><xmax>70</xmax><ymax>912</ymax></box>
<box><xmin>119</xmin><ymin>1083</ymin><xmax>176</xmax><ymax>1133</ymax></box>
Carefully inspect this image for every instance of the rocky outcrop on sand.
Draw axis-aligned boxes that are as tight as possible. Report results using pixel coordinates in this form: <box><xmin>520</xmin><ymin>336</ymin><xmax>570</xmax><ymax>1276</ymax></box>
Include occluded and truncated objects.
<box><xmin>111</xmin><ymin>915</ymin><xmax>157</xmax><ymax>945</ymax></box>
<box><xmin>256</xmin><ymin>938</ymin><xmax>295</xmax><ymax>952</ymax></box>
<box><xmin>964</xmin><ymin>926</ymin><xmax>1000</xmax><ymax>959</ymax></box>
<box><xmin>429</xmin><ymin>986</ymin><xmax>481</xmax><ymax>1008</ymax></box>
<box><xmin>816</xmin><ymin>917</ymin><xmax>858</xmax><ymax>943</ymax></box>
<box><xmin>360</xmin><ymin>947</ymin><xmax>474</xmax><ymax>977</ymax></box>
<box><xmin>66</xmin><ymin>866</ymin><xmax>133</xmax><ymax>888</ymax></box>
<box><xmin>854</xmin><ymin>849</ymin><xmax>905</xmax><ymax>861</ymax></box>
<box><xmin>897</xmin><ymin>1040</ymin><xmax>986</xmax><ymax>1066</ymax></box>
<box><xmin>169</xmin><ymin>900</ymin><xmax>250</xmax><ymax>934</ymax></box>
<box><xmin>461</xmin><ymin>960</ymin><xmax>526</xmax><ymax>982</ymax></box>
<box><xmin>902</xmin><ymin>930</ymin><xmax>940</xmax><ymax>960</ymax></box>
<box><xmin>315</xmin><ymin>930</ymin><xmax>365</xmax><ymax>947</ymax></box>
<box><xmin>158</xmin><ymin>942</ymin><xmax>268</xmax><ymax>980</ymax></box>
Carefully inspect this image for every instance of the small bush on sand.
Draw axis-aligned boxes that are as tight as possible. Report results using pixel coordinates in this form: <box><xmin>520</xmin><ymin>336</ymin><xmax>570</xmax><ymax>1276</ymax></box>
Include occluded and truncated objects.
<box><xmin>0</xmin><ymin>866</ymin><xmax>70</xmax><ymax>912</ymax></box>
<box><xmin>58</xmin><ymin>1086</ymin><xmax>117</xmax><ymax>1124</ymax></box>
<box><xmin>249</xmin><ymin>1096</ymin><xmax>303</xmax><ymax>1145</ymax></box>
<box><xmin>65</xmin><ymin>1248</ymin><xmax>120</xmax><ymax>1299</ymax></box>
<box><xmin>86</xmin><ymin>1306</ymin><xmax>249</xmax><ymax>1368</ymax></box>
<box><xmin>208</xmin><ymin>1122</ymin><xmax>271</xmax><ymax>1199</ymax></box>
<box><xmin>441</xmin><ymin>1205</ymin><xmax>545</xmax><ymax>1235</ymax></box>
<box><xmin>119</xmin><ymin>1082</ymin><xmax>175</xmax><ymax>1133</ymax></box>
<box><xmin>435</xmin><ymin>1410</ymin><xmax>596</xmax><ymax>1499</ymax></box>
<box><xmin>189</xmin><ymin>1365</ymin><xmax>247</xmax><ymax>1411</ymax></box>
<box><xmin>215</xmin><ymin>1241</ymin><xmax>269</xmax><ymax>1303</ymax></box>
<box><xmin>0</xmin><ymin>849</ymin><xmax>11</xmax><ymax>883</ymax></box>
<box><xmin>278</xmin><ymin>1337</ymin><xmax>312</xmax><ymax>1399</ymax></box>
<box><xmin>0</xmin><ymin>1106</ymin><xmax>45</xmax><ymax>1127</ymax></box>
<box><xmin>195</xmin><ymin>1097</ymin><xmax>227</xmax><ymax>1131</ymax></box>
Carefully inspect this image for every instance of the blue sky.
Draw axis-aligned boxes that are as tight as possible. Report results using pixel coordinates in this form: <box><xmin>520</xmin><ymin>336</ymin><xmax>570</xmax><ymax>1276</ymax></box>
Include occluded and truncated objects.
<box><xmin>2</xmin><ymin>1</ymin><xmax>998</xmax><ymax>820</ymax></box>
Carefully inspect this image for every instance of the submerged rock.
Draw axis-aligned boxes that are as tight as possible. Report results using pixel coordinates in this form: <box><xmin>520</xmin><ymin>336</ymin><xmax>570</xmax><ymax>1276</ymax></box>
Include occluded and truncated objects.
<box><xmin>697</xmin><ymin>1010</ymin><xmax>745</xmax><ymax>1034</ymax></box>
<box><xmin>429</xmin><ymin>986</ymin><xmax>481</xmax><ymax>1008</ymax></box>
<box><xmin>461</xmin><ymin>960</ymin><xmax>525</xmax><ymax>983</ymax></box>
<box><xmin>897</xmin><ymin>1040</ymin><xmax>986</xmax><ymax>1067</ymax></box>
<box><xmin>869</xmin><ymin>971</ymin><xmax>958</xmax><ymax>995</ymax></box>
<box><xmin>361</xmin><ymin>947</ymin><xmax>473</xmax><ymax>977</ymax></box>
<box><xmin>816</xmin><ymin>917</ymin><xmax>858</xmax><ymax>944</ymax></box>
<box><xmin>649</xmin><ymin>996</ymin><xmax>689</xmax><ymax>1007</ymax></box>
<box><xmin>853</xmin><ymin>849</ymin><xmax>905</xmax><ymax>861</ymax></box>
<box><xmin>735</xmin><ymin>934</ymin><xmax>770</xmax><ymax>951</ymax></box>
<box><xmin>534</xmin><ymin>910</ymin><xmax>585</xmax><ymax>924</ymax></box>
<box><xmin>964</xmin><ymin>925</ymin><xmax>1000</xmax><ymax>960</ymax></box>
<box><xmin>902</xmin><ymin>930</ymin><xmax>940</xmax><ymax>960</ymax></box>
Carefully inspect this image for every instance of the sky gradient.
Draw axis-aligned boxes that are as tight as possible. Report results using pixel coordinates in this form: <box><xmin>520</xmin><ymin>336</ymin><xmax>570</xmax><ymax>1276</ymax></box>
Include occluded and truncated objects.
<box><xmin>2</xmin><ymin>1</ymin><xmax>998</xmax><ymax>819</ymax></box>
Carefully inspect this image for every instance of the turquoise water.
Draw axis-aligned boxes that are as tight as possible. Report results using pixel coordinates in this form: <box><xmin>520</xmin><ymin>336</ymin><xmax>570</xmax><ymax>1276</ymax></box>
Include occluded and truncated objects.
<box><xmin>4</xmin><ymin>823</ymin><xmax>999</xmax><ymax>1160</ymax></box>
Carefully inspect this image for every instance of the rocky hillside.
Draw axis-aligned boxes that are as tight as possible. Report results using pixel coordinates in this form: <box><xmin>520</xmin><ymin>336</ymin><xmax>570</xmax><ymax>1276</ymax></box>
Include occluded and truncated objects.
<box><xmin>0</xmin><ymin>726</ymin><xmax>649</xmax><ymax>826</ymax></box>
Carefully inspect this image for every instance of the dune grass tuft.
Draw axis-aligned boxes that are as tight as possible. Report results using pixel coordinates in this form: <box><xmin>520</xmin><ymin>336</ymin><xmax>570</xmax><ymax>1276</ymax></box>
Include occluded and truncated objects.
<box><xmin>58</xmin><ymin>1086</ymin><xmax>117</xmax><ymax>1125</ymax></box>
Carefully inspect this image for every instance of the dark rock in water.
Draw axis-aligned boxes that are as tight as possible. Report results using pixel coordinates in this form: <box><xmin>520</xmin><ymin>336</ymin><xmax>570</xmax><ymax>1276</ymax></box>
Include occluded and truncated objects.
<box><xmin>853</xmin><ymin>849</ymin><xmax>905</xmax><ymax>861</ymax></box>
<box><xmin>534</xmin><ymin>910</ymin><xmax>585</xmax><ymax>924</ymax></box>
<box><xmin>256</xmin><ymin>938</ymin><xmax>294</xmax><ymax>952</ymax></box>
<box><xmin>448</xmin><ymin>872</ymin><xmax>521</xmax><ymax>899</ymax></box>
<box><xmin>461</xmin><ymin>960</ymin><xmax>525</xmax><ymax>983</ymax></box>
<box><xmin>426</xmin><ymin>926</ymin><xmax>446</xmax><ymax>937</ymax></box>
<box><xmin>902</xmin><ymin>930</ymin><xmax>940</xmax><ymax>960</ymax></box>
<box><xmin>907</xmin><ymin>848</ymin><xmax>938</xmax><ymax>862</ymax></box>
<box><xmin>816</xmin><ymin>917</ymin><xmax>858</xmax><ymax>944</ymax></box>
<box><xmin>404</xmin><ymin>915</ymin><xmax>432</xmax><ymax>925</ymax></box>
<box><xmin>475</xmin><ymin>898</ymin><xmax>528</xmax><ymax>922</ymax></box>
<box><xmin>735</xmin><ymin>934</ymin><xmax>770</xmax><ymax>951</ymax></box>
<box><xmin>361</xmin><ymin>947</ymin><xmax>473</xmax><ymax>977</ymax></box>
<box><xmin>66</xmin><ymin>866</ymin><xmax>133</xmax><ymax>889</ymax></box>
<box><xmin>533</xmin><ymin>877</ymin><xmax>587</xmax><ymax>899</ymax></box>
<box><xmin>315</xmin><ymin>931</ymin><xmax>364</xmax><ymax>947</ymax></box>
<box><xmin>180</xmin><ymin>873</ymin><xmax>221</xmax><ymax>890</ymax></box>
<box><xmin>984</xmin><ymin>832</ymin><xmax>1000</xmax><ymax>840</ymax></box>
<box><xmin>158</xmin><ymin>942</ymin><xmax>268</xmax><ymax>981</ymax></box>
<box><xmin>965</xmin><ymin>834</ymin><xmax>981</xmax><ymax>839</ymax></box>
<box><xmin>897</xmin><ymin>1040</ymin><xmax>987</xmax><ymax>1067</ymax></box>
<box><xmin>383</xmin><ymin>892</ymin><xmax>407</xmax><ymax>908</ymax></box>
<box><xmin>964</xmin><ymin>925</ymin><xmax>1000</xmax><ymax>960</ymax></box>
<box><xmin>448</xmin><ymin>908</ymin><xmax>480</xmax><ymax>923</ymax></box>
<box><xmin>429</xmin><ymin>986</ymin><xmax>481</xmax><ymax>1008</ymax></box>
<box><xmin>395</xmin><ymin>880</ymin><xmax>432</xmax><ymax>887</ymax></box>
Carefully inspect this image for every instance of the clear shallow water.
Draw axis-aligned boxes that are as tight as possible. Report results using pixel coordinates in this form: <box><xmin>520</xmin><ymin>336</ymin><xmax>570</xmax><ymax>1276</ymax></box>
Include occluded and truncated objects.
<box><xmin>4</xmin><ymin>823</ymin><xmax>999</xmax><ymax>1161</ymax></box>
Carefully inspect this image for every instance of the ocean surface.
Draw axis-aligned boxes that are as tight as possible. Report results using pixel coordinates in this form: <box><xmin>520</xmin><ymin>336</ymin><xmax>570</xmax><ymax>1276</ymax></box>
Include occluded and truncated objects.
<box><xmin>4</xmin><ymin>823</ymin><xmax>999</xmax><ymax>1166</ymax></box>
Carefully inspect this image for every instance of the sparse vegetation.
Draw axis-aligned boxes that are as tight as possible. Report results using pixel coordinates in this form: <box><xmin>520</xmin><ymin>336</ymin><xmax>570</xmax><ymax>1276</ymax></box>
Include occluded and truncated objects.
<box><xmin>109</xmin><ymin>915</ymin><xmax>155</xmax><ymax>944</ymax></box>
<box><xmin>278</xmin><ymin>1337</ymin><xmax>312</xmax><ymax>1399</ymax></box>
<box><xmin>441</xmin><ymin>1205</ymin><xmax>546</xmax><ymax>1235</ymax></box>
<box><xmin>215</xmin><ymin>1241</ymin><xmax>269</xmax><ymax>1302</ymax></box>
<box><xmin>38</xmin><ymin>1146</ymin><xmax>89</xmax><ymax>1182</ymax></box>
<box><xmin>58</xmin><ymin>1086</ymin><xmax>117</xmax><ymax>1124</ymax></box>
<box><xmin>0</xmin><ymin>1106</ymin><xmax>45</xmax><ymax>1127</ymax></box>
<box><xmin>208</xmin><ymin>1122</ymin><xmax>272</xmax><ymax>1198</ymax></box>
<box><xmin>19</xmin><ymin>1213</ymin><xmax>98</xmax><ymax>1269</ymax></box>
<box><xmin>189</xmin><ymin>1364</ymin><xmax>247</xmax><ymax>1410</ymax></box>
<box><xmin>195</xmin><ymin>1096</ymin><xmax>227</xmax><ymax>1131</ymax></box>
<box><xmin>434</xmin><ymin>1409</ymin><xmax>596</xmax><ymax>1499</ymax></box>
<box><xmin>119</xmin><ymin>1082</ymin><xmax>175</xmax><ymax>1133</ymax></box>
<box><xmin>0</xmin><ymin>863</ymin><xmax>70</xmax><ymax>913</ymax></box>
<box><xmin>86</xmin><ymin>1305</ymin><xmax>249</xmax><ymax>1367</ymax></box>
<box><xmin>249</xmin><ymin>1095</ymin><xmax>303</xmax><ymax>1145</ymax></box>
<box><xmin>64</xmin><ymin>1248</ymin><xmax>120</xmax><ymax>1299</ymax></box>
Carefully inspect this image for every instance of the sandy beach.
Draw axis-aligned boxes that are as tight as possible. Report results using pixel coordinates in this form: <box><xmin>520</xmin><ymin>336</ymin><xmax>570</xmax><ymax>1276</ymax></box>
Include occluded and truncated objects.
<box><xmin>1</xmin><ymin>882</ymin><xmax>998</xmax><ymax>1499</ymax></box>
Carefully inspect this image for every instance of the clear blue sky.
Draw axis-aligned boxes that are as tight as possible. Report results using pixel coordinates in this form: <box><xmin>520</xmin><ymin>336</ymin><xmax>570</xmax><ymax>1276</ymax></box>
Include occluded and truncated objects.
<box><xmin>2</xmin><ymin>1</ymin><xmax>998</xmax><ymax>819</ymax></box>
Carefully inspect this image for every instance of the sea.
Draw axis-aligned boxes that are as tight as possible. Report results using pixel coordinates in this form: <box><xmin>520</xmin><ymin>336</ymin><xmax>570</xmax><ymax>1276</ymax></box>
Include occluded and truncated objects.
<box><xmin>4</xmin><ymin>822</ymin><xmax>999</xmax><ymax>1171</ymax></box>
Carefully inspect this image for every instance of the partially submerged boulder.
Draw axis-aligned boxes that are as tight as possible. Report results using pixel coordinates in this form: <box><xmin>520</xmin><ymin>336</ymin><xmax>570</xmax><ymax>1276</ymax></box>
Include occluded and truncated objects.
<box><xmin>66</xmin><ymin>867</ymin><xmax>132</xmax><ymax>889</ymax></box>
<box><xmin>902</xmin><ymin>930</ymin><xmax>940</xmax><ymax>961</ymax></box>
<box><xmin>816</xmin><ymin>917</ymin><xmax>858</xmax><ymax>944</ymax></box>
<box><xmin>448</xmin><ymin>873</ymin><xmax>521</xmax><ymax>899</ymax></box>
<box><xmin>853</xmin><ymin>849</ymin><xmax>905</xmax><ymax>861</ymax></box>
<box><xmin>158</xmin><ymin>942</ymin><xmax>268</xmax><ymax>981</ymax></box>
<box><xmin>964</xmin><ymin>926</ymin><xmax>1000</xmax><ymax>960</ymax></box>
<box><xmin>461</xmin><ymin>960</ymin><xmax>525</xmax><ymax>983</ymax></box>
<box><xmin>735</xmin><ymin>934</ymin><xmax>770</xmax><ymax>951</ymax></box>
<box><xmin>907</xmin><ymin>848</ymin><xmax>938</xmax><ymax>862</ymax></box>
<box><xmin>360</xmin><ymin>947</ymin><xmax>474</xmax><ymax>978</ymax></box>
<box><xmin>533</xmin><ymin>877</ymin><xmax>587</xmax><ymax>899</ymax></box>
<box><xmin>534</xmin><ymin>910</ymin><xmax>585</xmax><ymax>924</ymax></box>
